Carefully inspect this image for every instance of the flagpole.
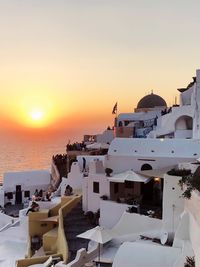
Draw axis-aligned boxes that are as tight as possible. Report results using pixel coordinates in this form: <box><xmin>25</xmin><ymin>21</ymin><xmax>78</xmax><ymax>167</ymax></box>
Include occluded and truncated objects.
<box><xmin>112</xmin><ymin>102</ymin><xmax>118</xmax><ymax>128</ymax></box>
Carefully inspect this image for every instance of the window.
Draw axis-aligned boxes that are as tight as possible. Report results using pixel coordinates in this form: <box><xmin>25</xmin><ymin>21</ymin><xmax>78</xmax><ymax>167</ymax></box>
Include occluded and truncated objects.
<box><xmin>24</xmin><ymin>191</ymin><xmax>30</xmax><ymax>198</ymax></box>
<box><xmin>141</xmin><ymin>164</ymin><xmax>153</xmax><ymax>171</ymax></box>
<box><xmin>118</xmin><ymin>121</ymin><xmax>123</xmax><ymax>127</ymax></box>
<box><xmin>124</xmin><ymin>121</ymin><xmax>130</xmax><ymax>126</ymax></box>
<box><xmin>93</xmin><ymin>182</ymin><xmax>99</xmax><ymax>193</ymax></box>
<box><xmin>6</xmin><ymin>192</ymin><xmax>13</xmax><ymax>199</ymax></box>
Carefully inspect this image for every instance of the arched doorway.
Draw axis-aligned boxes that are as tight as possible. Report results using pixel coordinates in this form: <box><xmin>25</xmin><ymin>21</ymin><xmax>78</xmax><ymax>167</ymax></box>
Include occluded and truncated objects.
<box><xmin>141</xmin><ymin>163</ymin><xmax>152</xmax><ymax>171</ymax></box>
<box><xmin>141</xmin><ymin>164</ymin><xmax>153</xmax><ymax>204</ymax></box>
<box><xmin>175</xmin><ymin>115</ymin><xmax>193</xmax><ymax>130</ymax></box>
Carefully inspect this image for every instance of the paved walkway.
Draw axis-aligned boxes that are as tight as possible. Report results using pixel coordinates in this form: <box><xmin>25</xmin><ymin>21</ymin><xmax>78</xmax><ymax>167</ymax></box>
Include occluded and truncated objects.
<box><xmin>64</xmin><ymin>200</ymin><xmax>94</xmax><ymax>262</ymax></box>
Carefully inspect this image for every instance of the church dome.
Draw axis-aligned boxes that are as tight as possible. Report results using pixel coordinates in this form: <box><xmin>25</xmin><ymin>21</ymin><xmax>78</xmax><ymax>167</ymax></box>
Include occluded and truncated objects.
<box><xmin>137</xmin><ymin>93</ymin><xmax>167</xmax><ymax>109</ymax></box>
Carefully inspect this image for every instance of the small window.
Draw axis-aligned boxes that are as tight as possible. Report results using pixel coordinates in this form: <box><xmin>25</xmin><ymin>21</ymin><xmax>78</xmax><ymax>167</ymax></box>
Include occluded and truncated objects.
<box><xmin>141</xmin><ymin>164</ymin><xmax>152</xmax><ymax>171</ymax></box>
<box><xmin>118</xmin><ymin>121</ymin><xmax>123</xmax><ymax>127</ymax></box>
<box><xmin>7</xmin><ymin>192</ymin><xmax>13</xmax><ymax>199</ymax></box>
<box><xmin>93</xmin><ymin>182</ymin><xmax>99</xmax><ymax>194</ymax></box>
<box><xmin>16</xmin><ymin>185</ymin><xmax>21</xmax><ymax>192</ymax></box>
<box><xmin>24</xmin><ymin>191</ymin><xmax>30</xmax><ymax>198</ymax></box>
<box><xmin>114</xmin><ymin>183</ymin><xmax>119</xmax><ymax>194</ymax></box>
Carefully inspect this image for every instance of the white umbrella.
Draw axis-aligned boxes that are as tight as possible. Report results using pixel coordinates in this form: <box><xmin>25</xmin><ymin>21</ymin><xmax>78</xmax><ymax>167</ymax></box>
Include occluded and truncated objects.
<box><xmin>77</xmin><ymin>226</ymin><xmax>113</xmax><ymax>263</ymax></box>
<box><xmin>109</xmin><ymin>170</ymin><xmax>150</xmax><ymax>183</ymax></box>
<box><xmin>86</xmin><ymin>143</ymin><xmax>109</xmax><ymax>150</ymax></box>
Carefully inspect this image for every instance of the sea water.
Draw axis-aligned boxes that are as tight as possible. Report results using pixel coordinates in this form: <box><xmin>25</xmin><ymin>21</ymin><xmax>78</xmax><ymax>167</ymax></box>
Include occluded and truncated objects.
<box><xmin>0</xmin><ymin>130</ymin><xmax>76</xmax><ymax>183</ymax></box>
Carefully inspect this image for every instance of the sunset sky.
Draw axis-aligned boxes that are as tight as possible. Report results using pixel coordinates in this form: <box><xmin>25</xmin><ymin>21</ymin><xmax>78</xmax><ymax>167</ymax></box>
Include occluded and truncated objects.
<box><xmin>1</xmin><ymin>0</ymin><xmax>200</xmax><ymax>138</ymax></box>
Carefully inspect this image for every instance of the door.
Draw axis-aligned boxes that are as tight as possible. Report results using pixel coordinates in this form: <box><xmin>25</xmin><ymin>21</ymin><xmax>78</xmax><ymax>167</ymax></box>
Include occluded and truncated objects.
<box><xmin>15</xmin><ymin>185</ymin><xmax>22</xmax><ymax>204</ymax></box>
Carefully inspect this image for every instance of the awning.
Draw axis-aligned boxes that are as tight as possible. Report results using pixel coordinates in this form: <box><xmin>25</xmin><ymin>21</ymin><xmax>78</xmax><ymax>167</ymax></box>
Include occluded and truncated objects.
<box><xmin>77</xmin><ymin>226</ymin><xmax>113</xmax><ymax>244</ymax></box>
<box><xmin>137</xmin><ymin>166</ymin><xmax>176</xmax><ymax>179</ymax></box>
<box><xmin>112</xmin><ymin>242</ymin><xmax>181</xmax><ymax>267</ymax></box>
<box><xmin>108</xmin><ymin>170</ymin><xmax>151</xmax><ymax>183</ymax></box>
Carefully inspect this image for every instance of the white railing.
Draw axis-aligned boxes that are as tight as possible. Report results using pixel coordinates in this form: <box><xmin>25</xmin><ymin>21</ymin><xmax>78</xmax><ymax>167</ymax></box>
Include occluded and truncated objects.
<box><xmin>55</xmin><ymin>243</ymin><xmax>99</xmax><ymax>267</ymax></box>
<box><xmin>0</xmin><ymin>222</ymin><xmax>12</xmax><ymax>232</ymax></box>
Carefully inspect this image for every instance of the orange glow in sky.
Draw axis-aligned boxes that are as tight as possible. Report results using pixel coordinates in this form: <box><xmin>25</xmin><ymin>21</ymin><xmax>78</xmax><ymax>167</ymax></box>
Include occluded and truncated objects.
<box><xmin>1</xmin><ymin>1</ymin><xmax>200</xmax><ymax>138</ymax></box>
<box><xmin>7</xmin><ymin>91</ymin><xmax>62</xmax><ymax>129</ymax></box>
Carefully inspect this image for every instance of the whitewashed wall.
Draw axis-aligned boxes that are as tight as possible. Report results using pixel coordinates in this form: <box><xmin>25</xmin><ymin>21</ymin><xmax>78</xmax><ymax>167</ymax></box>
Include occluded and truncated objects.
<box><xmin>155</xmin><ymin>105</ymin><xmax>193</xmax><ymax>137</ymax></box>
<box><xmin>0</xmin><ymin>187</ymin><xmax>4</xmax><ymax>206</ymax></box>
<box><xmin>3</xmin><ymin>170</ymin><xmax>50</xmax><ymax>190</ymax></box>
<box><xmin>86</xmin><ymin>173</ymin><xmax>109</xmax><ymax>212</ymax></box>
<box><xmin>77</xmin><ymin>156</ymin><xmax>105</xmax><ymax>172</ymax></box>
<box><xmin>3</xmin><ymin>170</ymin><xmax>51</xmax><ymax>205</ymax></box>
<box><xmin>162</xmin><ymin>174</ymin><xmax>184</xmax><ymax>234</ymax></box>
<box><xmin>192</xmin><ymin>69</ymin><xmax>200</xmax><ymax>139</ymax></box>
<box><xmin>96</xmin><ymin>129</ymin><xmax>114</xmax><ymax>144</ymax></box>
<box><xmin>174</xmin><ymin>130</ymin><xmax>192</xmax><ymax>139</ymax></box>
<box><xmin>106</xmin><ymin>155</ymin><xmax>197</xmax><ymax>174</ymax></box>
<box><xmin>100</xmin><ymin>200</ymin><xmax>131</xmax><ymax>228</ymax></box>
<box><xmin>61</xmin><ymin>162</ymin><xmax>83</xmax><ymax>193</ymax></box>
<box><xmin>185</xmin><ymin>191</ymin><xmax>200</xmax><ymax>266</ymax></box>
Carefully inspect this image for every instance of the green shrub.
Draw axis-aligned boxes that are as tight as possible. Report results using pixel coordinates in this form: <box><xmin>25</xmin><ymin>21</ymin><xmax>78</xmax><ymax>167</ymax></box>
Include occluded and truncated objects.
<box><xmin>105</xmin><ymin>168</ymin><xmax>113</xmax><ymax>177</ymax></box>
<box><xmin>179</xmin><ymin>173</ymin><xmax>200</xmax><ymax>199</ymax></box>
<box><xmin>184</xmin><ymin>256</ymin><xmax>195</xmax><ymax>267</ymax></box>
<box><xmin>167</xmin><ymin>168</ymin><xmax>191</xmax><ymax>176</ymax></box>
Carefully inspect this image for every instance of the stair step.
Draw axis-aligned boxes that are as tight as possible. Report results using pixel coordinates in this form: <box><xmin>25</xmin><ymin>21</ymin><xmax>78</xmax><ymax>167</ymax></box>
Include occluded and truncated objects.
<box><xmin>64</xmin><ymin>214</ymin><xmax>86</xmax><ymax>221</ymax></box>
<box><xmin>65</xmin><ymin>227</ymin><xmax>92</xmax><ymax>234</ymax></box>
<box><xmin>63</xmin><ymin>199</ymin><xmax>95</xmax><ymax>262</ymax></box>
<box><xmin>68</xmin><ymin>240</ymin><xmax>89</xmax><ymax>251</ymax></box>
<box><xmin>65</xmin><ymin>210</ymin><xmax>84</xmax><ymax>216</ymax></box>
<box><xmin>65</xmin><ymin>219</ymin><xmax>89</xmax><ymax>226</ymax></box>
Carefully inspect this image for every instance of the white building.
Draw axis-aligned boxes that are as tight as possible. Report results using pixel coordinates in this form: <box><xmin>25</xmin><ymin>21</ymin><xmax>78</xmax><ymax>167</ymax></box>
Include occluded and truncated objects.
<box><xmin>2</xmin><ymin>70</ymin><xmax>200</xmax><ymax>266</ymax></box>
<box><xmin>60</xmin><ymin>69</ymin><xmax>200</xmax><ymax>267</ymax></box>
<box><xmin>0</xmin><ymin>170</ymin><xmax>51</xmax><ymax>207</ymax></box>
<box><xmin>115</xmin><ymin>92</ymin><xmax>167</xmax><ymax>138</ymax></box>
<box><xmin>150</xmin><ymin>70</ymin><xmax>200</xmax><ymax>139</ymax></box>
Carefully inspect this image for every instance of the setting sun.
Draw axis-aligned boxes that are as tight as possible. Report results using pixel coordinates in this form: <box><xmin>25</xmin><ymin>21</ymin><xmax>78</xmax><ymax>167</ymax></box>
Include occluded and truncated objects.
<box><xmin>8</xmin><ymin>91</ymin><xmax>61</xmax><ymax>129</ymax></box>
<box><xmin>30</xmin><ymin>109</ymin><xmax>43</xmax><ymax>121</ymax></box>
<box><xmin>26</xmin><ymin>107</ymin><xmax>46</xmax><ymax>128</ymax></box>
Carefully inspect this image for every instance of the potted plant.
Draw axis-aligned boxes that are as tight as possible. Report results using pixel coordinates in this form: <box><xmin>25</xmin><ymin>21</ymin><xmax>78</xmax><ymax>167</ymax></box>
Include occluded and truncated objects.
<box><xmin>184</xmin><ymin>256</ymin><xmax>195</xmax><ymax>267</ymax></box>
<box><xmin>105</xmin><ymin>168</ymin><xmax>113</xmax><ymax>177</ymax></box>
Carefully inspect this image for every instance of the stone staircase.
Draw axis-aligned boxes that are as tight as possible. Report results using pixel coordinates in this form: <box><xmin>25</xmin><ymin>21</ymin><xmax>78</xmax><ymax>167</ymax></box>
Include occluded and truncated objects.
<box><xmin>64</xmin><ymin>200</ymin><xmax>94</xmax><ymax>262</ymax></box>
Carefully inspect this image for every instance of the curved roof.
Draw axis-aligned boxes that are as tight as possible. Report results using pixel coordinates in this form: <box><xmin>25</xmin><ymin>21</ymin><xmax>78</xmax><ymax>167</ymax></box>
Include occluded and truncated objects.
<box><xmin>112</xmin><ymin>242</ymin><xmax>181</xmax><ymax>267</ymax></box>
<box><xmin>108</xmin><ymin>138</ymin><xmax>200</xmax><ymax>158</ymax></box>
<box><xmin>137</xmin><ymin>93</ymin><xmax>167</xmax><ymax>109</ymax></box>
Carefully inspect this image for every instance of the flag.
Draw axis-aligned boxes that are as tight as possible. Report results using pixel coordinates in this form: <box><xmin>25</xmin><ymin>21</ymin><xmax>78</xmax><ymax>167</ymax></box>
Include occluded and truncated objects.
<box><xmin>112</xmin><ymin>102</ymin><xmax>117</xmax><ymax>114</ymax></box>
